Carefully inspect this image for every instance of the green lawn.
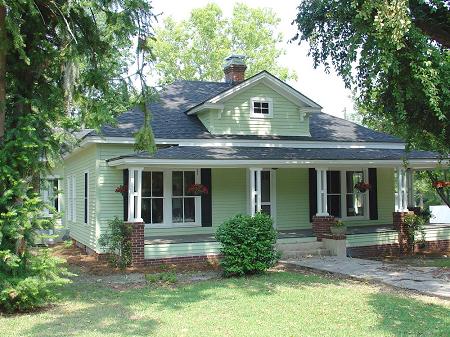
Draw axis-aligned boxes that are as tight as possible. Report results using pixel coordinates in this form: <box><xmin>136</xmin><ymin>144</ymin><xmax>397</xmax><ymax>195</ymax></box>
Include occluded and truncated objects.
<box><xmin>1</xmin><ymin>271</ymin><xmax>449</xmax><ymax>337</ymax></box>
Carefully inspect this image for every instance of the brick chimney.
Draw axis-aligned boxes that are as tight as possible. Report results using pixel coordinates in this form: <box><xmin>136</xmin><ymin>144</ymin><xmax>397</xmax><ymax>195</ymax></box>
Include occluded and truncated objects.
<box><xmin>223</xmin><ymin>55</ymin><xmax>247</xmax><ymax>83</ymax></box>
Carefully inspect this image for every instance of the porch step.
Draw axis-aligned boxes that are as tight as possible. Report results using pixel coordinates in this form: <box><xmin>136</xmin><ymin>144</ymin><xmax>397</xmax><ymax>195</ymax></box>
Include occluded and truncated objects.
<box><xmin>281</xmin><ymin>248</ymin><xmax>331</xmax><ymax>259</ymax></box>
<box><xmin>277</xmin><ymin>241</ymin><xmax>324</xmax><ymax>252</ymax></box>
<box><xmin>277</xmin><ymin>241</ymin><xmax>331</xmax><ymax>259</ymax></box>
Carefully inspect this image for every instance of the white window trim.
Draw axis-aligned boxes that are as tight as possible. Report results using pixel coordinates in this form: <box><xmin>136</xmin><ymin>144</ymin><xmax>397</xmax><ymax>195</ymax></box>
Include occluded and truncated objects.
<box><xmin>248</xmin><ymin>168</ymin><xmax>277</xmax><ymax>227</ymax></box>
<box><xmin>71</xmin><ymin>175</ymin><xmax>76</xmax><ymax>222</ymax></box>
<box><xmin>327</xmin><ymin>169</ymin><xmax>370</xmax><ymax>220</ymax></box>
<box><xmin>140</xmin><ymin>168</ymin><xmax>202</xmax><ymax>229</ymax></box>
<box><xmin>83</xmin><ymin>171</ymin><xmax>89</xmax><ymax>225</ymax></box>
<box><xmin>250</xmin><ymin>97</ymin><xmax>273</xmax><ymax>119</ymax></box>
<box><xmin>67</xmin><ymin>178</ymin><xmax>71</xmax><ymax>222</ymax></box>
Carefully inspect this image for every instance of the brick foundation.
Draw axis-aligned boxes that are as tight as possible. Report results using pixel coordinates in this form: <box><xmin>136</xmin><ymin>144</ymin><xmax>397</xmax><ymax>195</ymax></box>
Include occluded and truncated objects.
<box><xmin>312</xmin><ymin>215</ymin><xmax>336</xmax><ymax>241</ymax></box>
<box><xmin>128</xmin><ymin>222</ymin><xmax>145</xmax><ymax>267</ymax></box>
<box><xmin>347</xmin><ymin>240</ymin><xmax>450</xmax><ymax>258</ymax></box>
<box><xmin>143</xmin><ymin>254</ymin><xmax>221</xmax><ymax>266</ymax></box>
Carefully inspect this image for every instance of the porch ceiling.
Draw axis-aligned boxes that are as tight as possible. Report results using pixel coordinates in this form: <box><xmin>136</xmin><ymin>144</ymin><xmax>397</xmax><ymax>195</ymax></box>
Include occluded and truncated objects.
<box><xmin>107</xmin><ymin>146</ymin><xmax>447</xmax><ymax>169</ymax></box>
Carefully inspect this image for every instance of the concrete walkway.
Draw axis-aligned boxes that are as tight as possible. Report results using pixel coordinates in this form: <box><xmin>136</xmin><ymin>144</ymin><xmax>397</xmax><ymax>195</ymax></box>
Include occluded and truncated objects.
<box><xmin>283</xmin><ymin>256</ymin><xmax>450</xmax><ymax>299</ymax></box>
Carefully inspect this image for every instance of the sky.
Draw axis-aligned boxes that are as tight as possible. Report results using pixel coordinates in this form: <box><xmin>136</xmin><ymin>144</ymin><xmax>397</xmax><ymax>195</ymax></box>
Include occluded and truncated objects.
<box><xmin>151</xmin><ymin>0</ymin><xmax>355</xmax><ymax>118</ymax></box>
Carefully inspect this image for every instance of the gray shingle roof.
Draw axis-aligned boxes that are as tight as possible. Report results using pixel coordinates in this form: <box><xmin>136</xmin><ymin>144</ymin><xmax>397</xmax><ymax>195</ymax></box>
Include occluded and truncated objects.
<box><xmin>88</xmin><ymin>78</ymin><xmax>402</xmax><ymax>143</ymax></box>
<box><xmin>107</xmin><ymin>146</ymin><xmax>441</xmax><ymax>162</ymax></box>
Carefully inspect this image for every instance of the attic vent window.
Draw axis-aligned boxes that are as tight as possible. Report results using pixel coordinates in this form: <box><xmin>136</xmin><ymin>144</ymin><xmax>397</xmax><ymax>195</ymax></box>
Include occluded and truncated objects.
<box><xmin>250</xmin><ymin>97</ymin><xmax>273</xmax><ymax>118</ymax></box>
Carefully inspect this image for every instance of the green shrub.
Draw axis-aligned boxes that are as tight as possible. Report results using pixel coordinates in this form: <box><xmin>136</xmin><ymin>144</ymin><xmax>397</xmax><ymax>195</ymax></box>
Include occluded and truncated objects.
<box><xmin>215</xmin><ymin>213</ymin><xmax>280</xmax><ymax>277</ymax></box>
<box><xmin>98</xmin><ymin>217</ymin><xmax>132</xmax><ymax>269</ymax></box>
<box><xmin>0</xmin><ymin>249</ymin><xmax>70</xmax><ymax>313</ymax></box>
<box><xmin>404</xmin><ymin>214</ymin><xmax>426</xmax><ymax>253</ymax></box>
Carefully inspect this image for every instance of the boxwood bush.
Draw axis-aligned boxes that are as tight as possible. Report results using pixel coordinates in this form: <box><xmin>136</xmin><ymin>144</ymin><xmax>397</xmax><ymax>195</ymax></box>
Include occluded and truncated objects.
<box><xmin>215</xmin><ymin>213</ymin><xmax>280</xmax><ymax>276</ymax></box>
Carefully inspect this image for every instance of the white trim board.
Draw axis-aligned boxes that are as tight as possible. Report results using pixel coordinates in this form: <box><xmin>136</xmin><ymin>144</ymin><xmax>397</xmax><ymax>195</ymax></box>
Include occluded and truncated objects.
<box><xmin>77</xmin><ymin>136</ymin><xmax>406</xmax><ymax>150</ymax></box>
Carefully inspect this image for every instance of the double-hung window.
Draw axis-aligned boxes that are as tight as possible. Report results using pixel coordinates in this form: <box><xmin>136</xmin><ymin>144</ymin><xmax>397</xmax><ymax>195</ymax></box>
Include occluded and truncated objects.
<box><xmin>84</xmin><ymin>172</ymin><xmax>89</xmax><ymax>224</ymax></box>
<box><xmin>250</xmin><ymin>97</ymin><xmax>273</xmax><ymax>118</ymax></box>
<box><xmin>327</xmin><ymin>169</ymin><xmax>368</xmax><ymax>219</ymax></box>
<box><xmin>139</xmin><ymin>170</ymin><xmax>201</xmax><ymax>227</ymax></box>
<box><xmin>42</xmin><ymin>178</ymin><xmax>60</xmax><ymax>217</ymax></box>
<box><xmin>67</xmin><ymin>175</ymin><xmax>76</xmax><ymax>222</ymax></box>
<box><xmin>172</xmin><ymin>171</ymin><xmax>197</xmax><ymax>224</ymax></box>
<box><xmin>141</xmin><ymin>171</ymin><xmax>164</xmax><ymax>224</ymax></box>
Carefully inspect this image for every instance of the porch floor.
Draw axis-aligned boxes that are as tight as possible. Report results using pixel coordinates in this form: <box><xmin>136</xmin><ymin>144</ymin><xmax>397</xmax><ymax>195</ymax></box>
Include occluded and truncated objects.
<box><xmin>144</xmin><ymin>224</ymin><xmax>402</xmax><ymax>245</ymax></box>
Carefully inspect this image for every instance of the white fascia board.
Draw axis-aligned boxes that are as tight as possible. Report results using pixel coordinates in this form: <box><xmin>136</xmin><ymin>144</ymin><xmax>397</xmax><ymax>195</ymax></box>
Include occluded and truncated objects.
<box><xmin>107</xmin><ymin>158</ymin><xmax>446</xmax><ymax>169</ymax></box>
<box><xmin>186</xmin><ymin>103</ymin><xmax>225</xmax><ymax>115</ymax></box>
<box><xmin>78</xmin><ymin>136</ymin><xmax>406</xmax><ymax>150</ymax></box>
<box><xmin>197</xmin><ymin>72</ymin><xmax>322</xmax><ymax>112</ymax></box>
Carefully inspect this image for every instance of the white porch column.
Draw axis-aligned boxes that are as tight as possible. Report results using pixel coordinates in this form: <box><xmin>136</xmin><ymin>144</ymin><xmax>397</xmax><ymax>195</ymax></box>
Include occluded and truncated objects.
<box><xmin>127</xmin><ymin>168</ymin><xmax>143</xmax><ymax>222</ymax></box>
<box><xmin>396</xmin><ymin>167</ymin><xmax>408</xmax><ymax>211</ymax></box>
<box><xmin>406</xmin><ymin>169</ymin><xmax>415</xmax><ymax>207</ymax></box>
<box><xmin>249</xmin><ymin>168</ymin><xmax>262</xmax><ymax>216</ymax></box>
<box><xmin>316</xmin><ymin>168</ymin><xmax>328</xmax><ymax>216</ymax></box>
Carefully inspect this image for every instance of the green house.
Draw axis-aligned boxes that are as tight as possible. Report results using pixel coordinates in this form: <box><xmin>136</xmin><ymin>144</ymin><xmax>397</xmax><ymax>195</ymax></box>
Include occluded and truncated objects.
<box><xmin>50</xmin><ymin>55</ymin><xmax>446</xmax><ymax>262</ymax></box>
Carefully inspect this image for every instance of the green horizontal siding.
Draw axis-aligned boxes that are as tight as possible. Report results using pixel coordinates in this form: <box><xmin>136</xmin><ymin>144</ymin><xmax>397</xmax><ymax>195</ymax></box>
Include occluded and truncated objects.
<box><xmin>422</xmin><ymin>225</ymin><xmax>450</xmax><ymax>242</ymax></box>
<box><xmin>346</xmin><ymin>232</ymin><xmax>398</xmax><ymax>248</ymax></box>
<box><xmin>198</xmin><ymin>82</ymin><xmax>310</xmax><ymax>137</ymax></box>
<box><xmin>64</xmin><ymin>144</ymin><xmax>97</xmax><ymax>250</ymax></box>
<box><xmin>276</xmin><ymin>168</ymin><xmax>310</xmax><ymax>229</ymax></box>
<box><xmin>144</xmin><ymin>242</ymin><xmax>221</xmax><ymax>259</ymax></box>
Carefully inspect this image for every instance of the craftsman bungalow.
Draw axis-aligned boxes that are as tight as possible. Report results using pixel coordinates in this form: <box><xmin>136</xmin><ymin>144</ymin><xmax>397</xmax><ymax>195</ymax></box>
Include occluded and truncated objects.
<box><xmin>48</xmin><ymin>55</ymin><xmax>449</xmax><ymax>264</ymax></box>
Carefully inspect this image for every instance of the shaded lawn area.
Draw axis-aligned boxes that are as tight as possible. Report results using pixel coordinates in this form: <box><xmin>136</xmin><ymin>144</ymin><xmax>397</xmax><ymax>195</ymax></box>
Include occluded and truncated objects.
<box><xmin>1</xmin><ymin>271</ymin><xmax>449</xmax><ymax>337</ymax></box>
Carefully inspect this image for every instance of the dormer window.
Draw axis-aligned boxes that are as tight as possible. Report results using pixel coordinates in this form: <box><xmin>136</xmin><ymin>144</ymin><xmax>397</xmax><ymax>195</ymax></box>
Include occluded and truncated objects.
<box><xmin>250</xmin><ymin>97</ymin><xmax>273</xmax><ymax>118</ymax></box>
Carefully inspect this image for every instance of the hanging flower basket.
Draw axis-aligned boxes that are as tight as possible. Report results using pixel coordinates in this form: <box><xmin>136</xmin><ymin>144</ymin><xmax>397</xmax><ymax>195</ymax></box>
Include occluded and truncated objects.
<box><xmin>187</xmin><ymin>183</ymin><xmax>209</xmax><ymax>196</ymax></box>
<box><xmin>115</xmin><ymin>184</ymin><xmax>128</xmax><ymax>196</ymax></box>
<box><xmin>354</xmin><ymin>181</ymin><xmax>371</xmax><ymax>193</ymax></box>
<box><xmin>432</xmin><ymin>181</ymin><xmax>450</xmax><ymax>189</ymax></box>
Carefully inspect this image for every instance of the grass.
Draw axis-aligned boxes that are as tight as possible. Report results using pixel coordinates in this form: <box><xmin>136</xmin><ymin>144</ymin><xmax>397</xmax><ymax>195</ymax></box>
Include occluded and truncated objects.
<box><xmin>0</xmin><ymin>271</ymin><xmax>449</xmax><ymax>337</ymax></box>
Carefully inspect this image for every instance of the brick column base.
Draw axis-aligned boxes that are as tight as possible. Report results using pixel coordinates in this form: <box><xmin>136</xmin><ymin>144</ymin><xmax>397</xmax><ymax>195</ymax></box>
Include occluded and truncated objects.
<box><xmin>127</xmin><ymin>222</ymin><xmax>145</xmax><ymax>267</ymax></box>
<box><xmin>312</xmin><ymin>215</ymin><xmax>336</xmax><ymax>241</ymax></box>
<box><xmin>393</xmin><ymin>211</ymin><xmax>413</xmax><ymax>255</ymax></box>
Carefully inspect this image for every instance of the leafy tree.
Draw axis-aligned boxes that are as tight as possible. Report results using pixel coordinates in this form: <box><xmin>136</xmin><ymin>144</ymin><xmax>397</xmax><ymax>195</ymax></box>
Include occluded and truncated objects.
<box><xmin>150</xmin><ymin>3</ymin><xmax>296</xmax><ymax>84</ymax></box>
<box><xmin>293</xmin><ymin>0</ymin><xmax>449</xmax><ymax>153</ymax></box>
<box><xmin>0</xmin><ymin>0</ymin><xmax>156</xmax><ymax>311</ymax></box>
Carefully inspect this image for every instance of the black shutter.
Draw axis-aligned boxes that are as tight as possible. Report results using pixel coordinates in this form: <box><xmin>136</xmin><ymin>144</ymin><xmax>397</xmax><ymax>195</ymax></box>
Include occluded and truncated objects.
<box><xmin>309</xmin><ymin>168</ymin><xmax>317</xmax><ymax>222</ymax></box>
<box><xmin>201</xmin><ymin>168</ymin><xmax>212</xmax><ymax>227</ymax></box>
<box><xmin>123</xmin><ymin>169</ymin><xmax>129</xmax><ymax>221</ymax></box>
<box><xmin>368</xmin><ymin>168</ymin><xmax>378</xmax><ymax>220</ymax></box>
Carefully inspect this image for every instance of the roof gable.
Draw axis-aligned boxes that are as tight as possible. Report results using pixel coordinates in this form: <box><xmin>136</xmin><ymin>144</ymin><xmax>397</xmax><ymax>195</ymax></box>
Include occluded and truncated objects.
<box><xmin>186</xmin><ymin>71</ymin><xmax>322</xmax><ymax>115</ymax></box>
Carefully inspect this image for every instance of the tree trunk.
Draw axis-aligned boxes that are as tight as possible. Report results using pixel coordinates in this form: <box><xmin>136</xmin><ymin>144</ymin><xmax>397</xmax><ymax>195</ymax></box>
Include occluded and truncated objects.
<box><xmin>0</xmin><ymin>5</ymin><xmax>6</xmax><ymax>140</ymax></box>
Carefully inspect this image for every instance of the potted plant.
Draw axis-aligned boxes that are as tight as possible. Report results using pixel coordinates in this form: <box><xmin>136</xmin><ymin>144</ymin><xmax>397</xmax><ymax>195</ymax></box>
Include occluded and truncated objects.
<box><xmin>330</xmin><ymin>220</ymin><xmax>346</xmax><ymax>235</ymax></box>
<box><xmin>187</xmin><ymin>183</ymin><xmax>209</xmax><ymax>196</ymax></box>
<box><xmin>354</xmin><ymin>181</ymin><xmax>371</xmax><ymax>193</ymax></box>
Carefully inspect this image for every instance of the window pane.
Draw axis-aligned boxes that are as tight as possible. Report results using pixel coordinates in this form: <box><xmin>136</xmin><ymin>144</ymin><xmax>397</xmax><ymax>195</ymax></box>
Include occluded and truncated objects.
<box><xmin>133</xmin><ymin>170</ymin><xmax>138</xmax><ymax>192</ymax></box>
<box><xmin>184</xmin><ymin>198</ymin><xmax>195</xmax><ymax>222</ymax></box>
<box><xmin>261</xmin><ymin>108</ymin><xmax>269</xmax><ymax>114</ymax></box>
<box><xmin>327</xmin><ymin>171</ymin><xmax>341</xmax><ymax>194</ymax></box>
<box><xmin>172</xmin><ymin>171</ymin><xmax>183</xmax><ymax>196</ymax></box>
<box><xmin>142</xmin><ymin>198</ymin><xmax>151</xmax><ymax>224</ymax></box>
<box><xmin>346</xmin><ymin>193</ymin><xmax>364</xmax><ymax>217</ymax></box>
<box><xmin>261</xmin><ymin>102</ymin><xmax>269</xmax><ymax>109</ymax></box>
<box><xmin>172</xmin><ymin>198</ymin><xmax>183</xmax><ymax>222</ymax></box>
<box><xmin>327</xmin><ymin>195</ymin><xmax>341</xmax><ymax>218</ymax></box>
<box><xmin>152</xmin><ymin>198</ymin><xmax>163</xmax><ymax>223</ymax></box>
<box><xmin>254</xmin><ymin>102</ymin><xmax>261</xmax><ymax>108</ymax></box>
<box><xmin>261</xmin><ymin>171</ymin><xmax>270</xmax><ymax>202</ymax></box>
<box><xmin>152</xmin><ymin>172</ymin><xmax>163</xmax><ymax>197</ymax></box>
<box><xmin>184</xmin><ymin>171</ymin><xmax>195</xmax><ymax>194</ymax></box>
<box><xmin>261</xmin><ymin>204</ymin><xmax>271</xmax><ymax>216</ymax></box>
<box><xmin>254</xmin><ymin>107</ymin><xmax>261</xmax><ymax>114</ymax></box>
<box><xmin>346</xmin><ymin>171</ymin><xmax>363</xmax><ymax>192</ymax></box>
<box><xmin>142</xmin><ymin>172</ymin><xmax>152</xmax><ymax>197</ymax></box>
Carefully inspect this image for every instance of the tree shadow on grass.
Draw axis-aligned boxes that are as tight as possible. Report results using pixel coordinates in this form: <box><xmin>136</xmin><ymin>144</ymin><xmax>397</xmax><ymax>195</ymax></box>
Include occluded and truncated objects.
<box><xmin>142</xmin><ymin>270</ymin><xmax>343</xmax><ymax>311</ymax></box>
<box><xmin>23</xmin><ymin>284</ymin><xmax>159</xmax><ymax>337</ymax></box>
<box><xmin>369</xmin><ymin>291</ymin><xmax>450</xmax><ymax>337</ymax></box>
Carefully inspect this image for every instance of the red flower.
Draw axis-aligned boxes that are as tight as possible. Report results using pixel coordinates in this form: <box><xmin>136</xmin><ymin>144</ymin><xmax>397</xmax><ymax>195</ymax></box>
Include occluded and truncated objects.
<box><xmin>115</xmin><ymin>184</ymin><xmax>128</xmax><ymax>194</ymax></box>
<box><xmin>187</xmin><ymin>183</ymin><xmax>209</xmax><ymax>196</ymax></box>
<box><xmin>432</xmin><ymin>181</ymin><xmax>450</xmax><ymax>189</ymax></box>
<box><xmin>354</xmin><ymin>181</ymin><xmax>371</xmax><ymax>192</ymax></box>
